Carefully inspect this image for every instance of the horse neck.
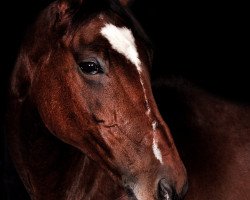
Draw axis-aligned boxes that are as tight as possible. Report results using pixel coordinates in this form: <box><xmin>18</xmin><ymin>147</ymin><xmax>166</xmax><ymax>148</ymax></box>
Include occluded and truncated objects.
<box><xmin>182</xmin><ymin>86</ymin><xmax>250</xmax><ymax>200</ymax></box>
<box><xmin>7</xmin><ymin>98</ymin><xmax>125</xmax><ymax>200</ymax></box>
<box><xmin>154</xmin><ymin>78</ymin><xmax>250</xmax><ymax>199</ymax></box>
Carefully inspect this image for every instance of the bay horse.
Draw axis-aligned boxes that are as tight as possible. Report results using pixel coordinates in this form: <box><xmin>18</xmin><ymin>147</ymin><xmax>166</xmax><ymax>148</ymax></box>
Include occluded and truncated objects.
<box><xmin>6</xmin><ymin>0</ymin><xmax>187</xmax><ymax>199</ymax></box>
<box><xmin>153</xmin><ymin>77</ymin><xmax>250</xmax><ymax>200</ymax></box>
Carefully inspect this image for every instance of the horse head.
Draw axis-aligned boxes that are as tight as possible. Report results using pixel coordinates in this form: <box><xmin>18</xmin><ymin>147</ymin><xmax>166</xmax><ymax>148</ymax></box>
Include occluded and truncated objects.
<box><xmin>10</xmin><ymin>0</ymin><xmax>187</xmax><ymax>199</ymax></box>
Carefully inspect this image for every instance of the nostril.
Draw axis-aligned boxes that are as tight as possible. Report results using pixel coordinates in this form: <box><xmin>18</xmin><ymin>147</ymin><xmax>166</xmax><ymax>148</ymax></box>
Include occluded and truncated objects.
<box><xmin>158</xmin><ymin>179</ymin><xmax>173</xmax><ymax>200</ymax></box>
<box><xmin>123</xmin><ymin>183</ymin><xmax>137</xmax><ymax>200</ymax></box>
<box><xmin>124</xmin><ymin>185</ymin><xmax>135</xmax><ymax>198</ymax></box>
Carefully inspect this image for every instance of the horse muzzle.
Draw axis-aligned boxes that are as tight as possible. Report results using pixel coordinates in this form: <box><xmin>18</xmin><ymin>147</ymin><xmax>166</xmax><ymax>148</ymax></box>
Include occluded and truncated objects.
<box><xmin>157</xmin><ymin>178</ymin><xmax>188</xmax><ymax>200</ymax></box>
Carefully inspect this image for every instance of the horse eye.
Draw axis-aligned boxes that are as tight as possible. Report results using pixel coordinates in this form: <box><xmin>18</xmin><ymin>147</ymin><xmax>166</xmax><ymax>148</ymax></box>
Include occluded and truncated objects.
<box><xmin>79</xmin><ymin>61</ymin><xmax>103</xmax><ymax>75</ymax></box>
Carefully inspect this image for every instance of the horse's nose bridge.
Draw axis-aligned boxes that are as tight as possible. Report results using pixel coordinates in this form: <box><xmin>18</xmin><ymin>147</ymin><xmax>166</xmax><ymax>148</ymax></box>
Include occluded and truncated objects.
<box><xmin>127</xmin><ymin>107</ymin><xmax>174</xmax><ymax>148</ymax></box>
<box><xmin>154</xmin><ymin>120</ymin><xmax>175</xmax><ymax>148</ymax></box>
<box><xmin>138</xmin><ymin>96</ymin><xmax>174</xmax><ymax>148</ymax></box>
<box><xmin>125</xmin><ymin>115</ymin><xmax>175</xmax><ymax>166</ymax></box>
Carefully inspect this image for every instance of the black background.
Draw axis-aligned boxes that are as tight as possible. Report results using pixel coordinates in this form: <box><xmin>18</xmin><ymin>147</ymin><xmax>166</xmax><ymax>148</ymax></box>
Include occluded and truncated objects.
<box><xmin>1</xmin><ymin>0</ymin><xmax>249</xmax><ymax>199</ymax></box>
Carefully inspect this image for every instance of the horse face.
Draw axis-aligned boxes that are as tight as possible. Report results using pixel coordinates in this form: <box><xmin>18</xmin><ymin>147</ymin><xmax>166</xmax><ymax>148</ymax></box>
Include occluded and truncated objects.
<box><xmin>29</xmin><ymin>1</ymin><xmax>187</xmax><ymax>199</ymax></box>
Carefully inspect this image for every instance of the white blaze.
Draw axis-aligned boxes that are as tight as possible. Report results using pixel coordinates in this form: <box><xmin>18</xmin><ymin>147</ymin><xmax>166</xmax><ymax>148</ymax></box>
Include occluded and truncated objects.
<box><xmin>101</xmin><ymin>23</ymin><xmax>163</xmax><ymax>164</ymax></box>
<box><xmin>152</xmin><ymin>121</ymin><xmax>163</xmax><ymax>164</ymax></box>
<box><xmin>152</xmin><ymin>121</ymin><xmax>157</xmax><ymax>131</ymax></box>
<box><xmin>101</xmin><ymin>23</ymin><xmax>150</xmax><ymax>115</ymax></box>
<box><xmin>152</xmin><ymin>137</ymin><xmax>163</xmax><ymax>164</ymax></box>
<box><xmin>101</xmin><ymin>23</ymin><xmax>141</xmax><ymax>71</ymax></box>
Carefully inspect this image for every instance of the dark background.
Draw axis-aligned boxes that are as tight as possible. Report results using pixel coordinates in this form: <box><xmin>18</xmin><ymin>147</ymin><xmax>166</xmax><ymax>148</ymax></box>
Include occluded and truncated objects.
<box><xmin>1</xmin><ymin>0</ymin><xmax>249</xmax><ymax>199</ymax></box>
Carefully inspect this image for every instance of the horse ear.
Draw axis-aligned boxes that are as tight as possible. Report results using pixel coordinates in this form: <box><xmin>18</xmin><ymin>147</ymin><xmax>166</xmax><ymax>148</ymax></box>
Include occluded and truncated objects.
<box><xmin>57</xmin><ymin>0</ymin><xmax>83</xmax><ymax>18</ymax></box>
<box><xmin>10</xmin><ymin>51</ymin><xmax>32</xmax><ymax>100</ymax></box>
<box><xmin>119</xmin><ymin>0</ymin><xmax>134</xmax><ymax>6</ymax></box>
<box><xmin>58</xmin><ymin>0</ymin><xmax>83</xmax><ymax>10</ymax></box>
<box><xmin>51</xmin><ymin>0</ymin><xmax>84</xmax><ymax>34</ymax></box>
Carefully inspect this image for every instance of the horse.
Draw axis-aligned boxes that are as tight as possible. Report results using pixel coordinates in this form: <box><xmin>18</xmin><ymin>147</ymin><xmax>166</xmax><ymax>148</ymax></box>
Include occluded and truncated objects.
<box><xmin>153</xmin><ymin>77</ymin><xmax>250</xmax><ymax>200</ymax></box>
<box><xmin>6</xmin><ymin>0</ymin><xmax>187</xmax><ymax>199</ymax></box>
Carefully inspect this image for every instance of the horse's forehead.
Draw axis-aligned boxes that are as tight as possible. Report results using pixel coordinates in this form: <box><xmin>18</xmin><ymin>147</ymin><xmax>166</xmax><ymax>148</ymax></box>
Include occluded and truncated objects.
<box><xmin>100</xmin><ymin>23</ymin><xmax>141</xmax><ymax>71</ymax></box>
<box><xmin>74</xmin><ymin>15</ymin><xmax>107</xmax><ymax>43</ymax></box>
<box><xmin>74</xmin><ymin>14</ymin><xmax>141</xmax><ymax>71</ymax></box>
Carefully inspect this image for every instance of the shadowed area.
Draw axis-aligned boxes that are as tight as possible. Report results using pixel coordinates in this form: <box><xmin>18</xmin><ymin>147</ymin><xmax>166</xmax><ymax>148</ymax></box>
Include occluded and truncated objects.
<box><xmin>1</xmin><ymin>0</ymin><xmax>249</xmax><ymax>199</ymax></box>
<box><xmin>153</xmin><ymin>77</ymin><xmax>250</xmax><ymax>200</ymax></box>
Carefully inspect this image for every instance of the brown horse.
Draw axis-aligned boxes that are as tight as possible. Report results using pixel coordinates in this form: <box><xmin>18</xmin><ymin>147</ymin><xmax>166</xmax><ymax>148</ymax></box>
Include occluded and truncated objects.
<box><xmin>6</xmin><ymin>0</ymin><xmax>187</xmax><ymax>199</ymax></box>
<box><xmin>153</xmin><ymin>77</ymin><xmax>250</xmax><ymax>200</ymax></box>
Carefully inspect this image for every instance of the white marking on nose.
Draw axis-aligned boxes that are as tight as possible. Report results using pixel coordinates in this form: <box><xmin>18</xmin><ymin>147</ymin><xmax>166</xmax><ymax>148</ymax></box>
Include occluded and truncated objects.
<box><xmin>100</xmin><ymin>23</ymin><xmax>141</xmax><ymax>71</ymax></box>
<box><xmin>152</xmin><ymin>120</ymin><xmax>163</xmax><ymax>164</ymax></box>
<box><xmin>138</xmin><ymin>75</ymin><xmax>151</xmax><ymax>116</ymax></box>
<box><xmin>152</xmin><ymin>137</ymin><xmax>163</xmax><ymax>164</ymax></box>
<box><xmin>152</xmin><ymin>121</ymin><xmax>157</xmax><ymax>131</ymax></box>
